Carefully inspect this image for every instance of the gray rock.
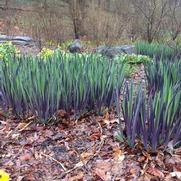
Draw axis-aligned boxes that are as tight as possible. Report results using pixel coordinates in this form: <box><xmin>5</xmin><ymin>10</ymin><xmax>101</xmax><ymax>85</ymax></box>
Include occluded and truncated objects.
<box><xmin>0</xmin><ymin>40</ymin><xmax>29</xmax><ymax>46</ymax></box>
<box><xmin>68</xmin><ymin>39</ymin><xmax>82</xmax><ymax>53</ymax></box>
<box><xmin>96</xmin><ymin>45</ymin><xmax>136</xmax><ymax>58</ymax></box>
<box><xmin>120</xmin><ymin>45</ymin><xmax>136</xmax><ymax>54</ymax></box>
<box><xmin>95</xmin><ymin>45</ymin><xmax>108</xmax><ymax>54</ymax></box>
<box><xmin>0</xmin><ymin>35</ymin><xmax>11</xmax><ymax>40</ymax></box>
<box><xmin>0</xmin><ymin>35</ymin><xmax>34</xmax><ymax>46</ymax></box>
<box><xmin>0</xmin><ymin>35</ymin><xmax>33</xmax><ymax>42</ymax></box>
<box><xmin>13</xmin><ymin>36</ymin><xmax>33</xmax><ymax>42</ymax></box>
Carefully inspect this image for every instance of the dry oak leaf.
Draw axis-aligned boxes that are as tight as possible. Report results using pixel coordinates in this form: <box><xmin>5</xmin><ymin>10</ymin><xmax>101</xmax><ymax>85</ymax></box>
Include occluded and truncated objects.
<box><xmin>89</xmin><ymin>132</ymin><xmax>101</xmax><ymax>141</ymax></box>
<box><xmin>94</xmin><ymin>168</ymin><xmax>111</xmax><ymax>181</ymax></box>
<box><xmin>69</xmin><ymin>171</ymin><xmax>84</xmax><ymax>181</ymax></box>
<box><xmin>138</xmin><ymin>156</ymin><xmax>146</xmax><ymax>162</ymax></box>
<box><xmin>93</xmin><ymin>160</ymin><xmax>112</xmax><ymax>181</ymax></box>
<box><xmin>147</xmin><ymin>167</ymin><xmax>164</xmax><ymax>178</ymax></box>
<box><xmin>80</xmin><ymin>151</ymin><xmax>94</xmax><ymax>160</ymax></box>
<box><xmin>94</xmin><ymin>159</ymin><xmax>112</xmax><ymax>172</ymax></box>
<box><xmin>57</xmin><ymin>109</ymin><xmax>67</xmax><ymax>117</ymax></box>
<box><xmin>113</xmin><ymin>148</ymin><xmax>125</xmax><ymax>161</ymax></box>
<box><xmin>20</xmin><ymin>153</ymin><xmax>32</xmax><ymax>161</ymax></box>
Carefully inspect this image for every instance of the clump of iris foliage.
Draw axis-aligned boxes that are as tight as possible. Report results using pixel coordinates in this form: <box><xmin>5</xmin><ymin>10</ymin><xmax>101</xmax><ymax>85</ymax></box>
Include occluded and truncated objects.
<box><xmin>0</xmin><ymin>50</ymin><xmax>125</xmax><ymax>123</ymax></box>
<box><xmin>118</xmin><ymin>59</ymin><xmax>181</xmax><ymax>151</ymax></box>
<box><xmin>39</xmin><ymin>47</ymin><xmax>151</xmax><ymax>77</ymax></box>
<box><xmin>135</xmin><ymin>41</ymin><xmax>181</xmax><ymax>60</ymax></box>
<box><xmin>145</xmin><ymin>60</ymin><xmax>181</xmax><ymax>94</ymax></box>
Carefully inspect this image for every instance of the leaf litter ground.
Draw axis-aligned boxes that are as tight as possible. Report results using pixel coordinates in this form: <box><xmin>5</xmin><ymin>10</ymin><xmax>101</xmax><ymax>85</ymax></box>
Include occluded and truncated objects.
<box><xmin>1</xmin><ymin>112</ymin><xmax>181</xmax><ymax>181</ymax></box>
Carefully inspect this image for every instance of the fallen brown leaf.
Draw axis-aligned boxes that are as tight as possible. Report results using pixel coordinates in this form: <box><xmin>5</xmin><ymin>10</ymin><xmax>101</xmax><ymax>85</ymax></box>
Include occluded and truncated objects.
<box><xmin>69</xmin><ymin>171</ymin><xmax>84</xmax><ymax>181</ymax></box>
<box><xmin>147</xmin><ymin>167</ymin><xmax>164</xmax><ymax>178</ymax></box>
<box><xmin>94</xmin><ymin>168</ymin><xmax>111</xmax><ymax>181</ymax></box>
<box><xmin>89</xmin><ymin>132</ymin><xmax>101</xmax><ymax>141</ymax></box>
<box><xmin>0</xmin><ymin>111</ymin><xmax>6</xmax><ymax>118</ymax></box>
<box><xmin>113</xmin><ymin>147</ymin><xmax>125</xmax><ymax>161</ymax></box>
<box><xmin>94</xmin><ymin>159</ymin><xmax>112</xmax><ymax>172</ymax></box>
<box><xmin>24</xmin><ymin>173</ymin><xmax>35</xmax><ymax>181</ymax></box>
<box><xmin>57</xmin><ymin>109</ymin><xmax>67</xmax><ymax>117</ymax></box>
<box><xmin>138</xmin><ymin>156</ymin><xmax>146</xmax><ymax>162</ymax></box>
<box><xmin>20</xmin><ymin>153</ymin><xmax>32</xmax><ymax>161</ymax></box>
<box><xmin>80</xmin><ymin>151</ymin><xmax>93</xmax><ymax>160</ymax></box>
<box><xmin>130</xmin><ymin>168</ymin><xmax>138</xmax><ymax>175</ymax></box>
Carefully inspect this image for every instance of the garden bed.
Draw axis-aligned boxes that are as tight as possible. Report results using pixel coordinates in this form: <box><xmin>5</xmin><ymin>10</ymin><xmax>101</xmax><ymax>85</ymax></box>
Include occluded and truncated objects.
<box><xmin>0</xmin><ymin>42</ymin><xmax>181</xmax><ymax>180</ymax></box>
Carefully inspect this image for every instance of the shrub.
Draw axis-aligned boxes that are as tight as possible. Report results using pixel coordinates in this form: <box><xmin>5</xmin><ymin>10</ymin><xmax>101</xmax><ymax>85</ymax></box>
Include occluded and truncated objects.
<box><xmin>0</xmin><ymin>52</ymin><xmax>125</xmax><ymax>123</ymax></box>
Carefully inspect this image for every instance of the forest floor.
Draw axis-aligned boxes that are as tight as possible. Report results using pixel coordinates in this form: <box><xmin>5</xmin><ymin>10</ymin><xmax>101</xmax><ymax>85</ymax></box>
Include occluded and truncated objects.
<box><xmin>0</xmin><ymin>64</ymin><xmax>181</xmax><ymax>181</ymax></box>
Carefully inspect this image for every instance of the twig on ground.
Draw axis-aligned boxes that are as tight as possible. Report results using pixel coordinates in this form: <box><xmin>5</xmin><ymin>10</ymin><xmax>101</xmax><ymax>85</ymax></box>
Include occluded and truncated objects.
<box><xmin>41</xmin><ymin>152</ymin><xmax>67</xmax><ymax>171</ymax></box>
<box><xmin>97</xmin><ymin>121</ymin><xmax>103</xmax><ymax>136</ymax></box>
<box><xmin>61</xmin><ymin>120</ymin><xmax>106</xmax><ymax>178</ymax></box>
<box><xmin>61</xmin><ymin>137</ymin><xmax>106</xmax><ymax>177</ymax></box>
<box><xmin>19</xmin><ymin>120</ymin><xmax>34</xmax><ymax>132</ymax></box>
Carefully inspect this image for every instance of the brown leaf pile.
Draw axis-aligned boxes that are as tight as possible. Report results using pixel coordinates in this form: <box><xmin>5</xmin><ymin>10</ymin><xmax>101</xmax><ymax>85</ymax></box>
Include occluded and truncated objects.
<box><xmin>0</xmin><ymin>111</ymin><xmax>181</xmax><ymax>181</ymax></box>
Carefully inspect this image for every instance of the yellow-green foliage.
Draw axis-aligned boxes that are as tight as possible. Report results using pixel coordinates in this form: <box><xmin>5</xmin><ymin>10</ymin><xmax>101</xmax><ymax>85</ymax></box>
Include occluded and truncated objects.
<box><xmin>38</xmin><ymin>48</ymin><xmax>54</xmax><ymax>59</ymax></box>
<box><xmin>113</xmin><ymin>54</ymin><xmax>151</xmax><ymax>77</ymax></box>
<box><xmin>114</xmin><ymin>53</ymin><xmax>151</xmax><ymax>64</ymax></box>
<box><xmin>0</xmin><ymin>41</ymin><xmax>20</xmax><ymax>61</ymax></box>
<box><xmin>59</xmin><ymin>40</ymin><xmax>73</xmax><ymax>50</ymax></box>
